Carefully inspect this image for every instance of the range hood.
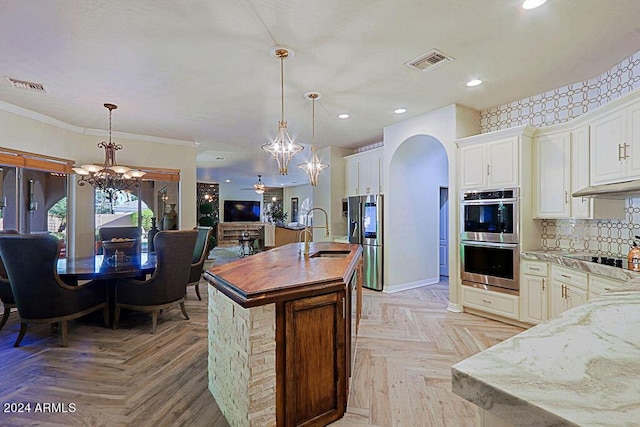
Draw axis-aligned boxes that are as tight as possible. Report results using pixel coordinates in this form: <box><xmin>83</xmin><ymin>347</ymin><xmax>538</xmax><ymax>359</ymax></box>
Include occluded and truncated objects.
<box><xmin>572</xmin><ymin>180</ymin><xmax>640</xmax><ymax>199</ymax></box>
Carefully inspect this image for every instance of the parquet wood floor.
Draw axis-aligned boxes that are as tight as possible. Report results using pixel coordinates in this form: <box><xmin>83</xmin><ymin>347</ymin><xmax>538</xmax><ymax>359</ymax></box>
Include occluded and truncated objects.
<box><xmin>0</xmin><ymin>278</ymin><xmax>523</xmax><ymax>427</ymax></box>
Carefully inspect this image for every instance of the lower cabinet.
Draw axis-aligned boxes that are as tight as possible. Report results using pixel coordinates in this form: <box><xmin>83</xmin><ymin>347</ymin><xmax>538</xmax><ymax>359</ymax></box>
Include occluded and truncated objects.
<box><xmin>283</xmin><ymin>291</ymin><xmax>347</xmax><ymax>427</ymax></box>
<box><xmin>461</xmin><ymin>286</ymin><xmax>519</xmax><ymax>319</ymax></box>
<box><xmin>519</xmin><ymin>261</ymin><xmax>549</xmax><ymax>325</ymax></box>
<box><xmin>549</xmin><ymin>266</ymin><xmax>588</xmax><ymax>318</ymax></box>
<box><xmin>589</xmin><ymin>274</ymin><xmax>625</xmax><ymax>299</ymax></box>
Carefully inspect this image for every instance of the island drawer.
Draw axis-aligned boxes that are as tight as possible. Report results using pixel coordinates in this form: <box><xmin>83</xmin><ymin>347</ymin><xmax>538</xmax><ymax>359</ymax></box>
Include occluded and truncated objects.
<box><xmin>521</xmin><ymin>260</ymin><xmax>548</xmax><ymax>277</ymax></box>
<box><xmin>551</xmin><ymin>265</ymin><xmax>587</xmax><ymax>290</ymax></box>
<box><xmin>461</xmin><ymin>286</ymin><xmax>519</xmax><ymax>319</ymax></box>
<box><xmin>589</xmin><ymin>274</ymin><xmax>625</xmax><ymax>298</ymax></box>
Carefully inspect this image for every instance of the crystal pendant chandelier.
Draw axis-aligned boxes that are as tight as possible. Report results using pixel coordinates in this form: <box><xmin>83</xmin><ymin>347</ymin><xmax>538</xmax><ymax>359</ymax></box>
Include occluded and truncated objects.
<box><xmin>298</xmin><ymin>92</ymin><xmax>329</xmax><ymax>186</ymax></box>
<box><xmin>72</xmin><ymin>103</ymin><xmax>146</xmax><ymax>194</ymax></box>
<box><xmin>254</xmin><ymin>175</ymin><xmax>265</xmax><ymax>194</ymax></box>
<box><xmin>261</xmin><ymin>47</ymin><xmax>303</xmax><ymax>175</ymax></box>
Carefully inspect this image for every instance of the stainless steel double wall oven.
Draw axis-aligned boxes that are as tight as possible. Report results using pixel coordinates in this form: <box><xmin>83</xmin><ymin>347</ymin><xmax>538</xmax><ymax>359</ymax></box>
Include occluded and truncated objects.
<box><xmin>460</xmin><ymin>188</ymin><xmax>519</xmax><ymax>293</ymax></box>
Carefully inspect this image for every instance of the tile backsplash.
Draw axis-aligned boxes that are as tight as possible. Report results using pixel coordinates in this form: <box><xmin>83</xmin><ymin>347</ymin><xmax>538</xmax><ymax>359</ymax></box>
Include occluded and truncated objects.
<box><xmin>540</xmin><ymin>198</ymin><xmax>640</xmax><ymax>257</ymax></box>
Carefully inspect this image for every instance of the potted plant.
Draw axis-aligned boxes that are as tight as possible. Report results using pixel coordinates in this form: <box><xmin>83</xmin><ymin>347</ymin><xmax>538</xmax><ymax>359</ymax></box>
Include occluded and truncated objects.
<box><xmin>269</xmin><ymin>204</ymin><xmax>288</xmax><ymax>226</ymax></box>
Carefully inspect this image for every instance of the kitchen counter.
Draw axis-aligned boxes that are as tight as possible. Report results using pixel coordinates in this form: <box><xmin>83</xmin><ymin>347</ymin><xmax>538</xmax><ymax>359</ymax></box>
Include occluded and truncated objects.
<box><xmin>452</xmin><ymin>279</ymin><xmax>640</xmax><ymax>426</ymax></box>
<box><xmin>203</xmin><ymin>242</ymin><xmax>363</xmax><ymax>426</ymax></box>
<box><xmin>206</xmin><ymin>241</ymin><xmax>361</xmax><ymax>307</ymax></box>
<box><xmin>521</xmin><ymin>250</ymin><xmax>640</xmax><ymax>282</ymax></box>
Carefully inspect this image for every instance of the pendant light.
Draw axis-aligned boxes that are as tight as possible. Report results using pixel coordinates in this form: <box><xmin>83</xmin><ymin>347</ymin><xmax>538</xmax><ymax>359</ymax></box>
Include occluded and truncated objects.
<box><xmin>298</xmin><ymin>92</ymin><xmax>329</xmax><ymax>186</ymax></box>
<box><xmin>261</xmin><ymin>46</ymin><xmax>303</xmax><ymax>175</ymax></box>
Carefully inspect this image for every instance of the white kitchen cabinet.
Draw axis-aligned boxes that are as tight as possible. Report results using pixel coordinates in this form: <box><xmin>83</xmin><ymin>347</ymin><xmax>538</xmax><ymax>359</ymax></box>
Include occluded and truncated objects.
<box><xmin>590</xmin><ymin>101</ymin><xmax>640</xmax><ymax>185</ymax></box>
<box><xmin>343</xmin><ymin>148</ymin><xmax>383</xmax><ymax>196</ymax></box>
<box><xmin>533</xmin><ymin>126</ymin><xmax>624</xmax><ymax>219</ymax></box>
<box><xmin>460</xmin><ymin>137</ymin><xmax>518</xmax><ymax>189</ymax></box>
<box><xmin>519</xmin><ymin>260</ymin><xmax>549</xmax><ymax>325</ymax></box>
<box><xmin>461</xmin><ymin>286</ymin><xmax>519</xmax><ymax>320</ymax></box>
<box><xmin>588</xmin><ymin>274</ymin><xmax>625</xmax><ymax>299</ymax></box>
<box><xmin>534</xmin><ymin>132</ymin><xmax>570</xmax><ymax>218</ymax></box>
<box><xmin>549</xmin><ymin>265</ymin><xmax>588</xmax><ymax>317</ymax></box>
<box><xmin>345</xmin><ymin>157</ymin><xmax>359</xmax><ymax>196</ymax></box>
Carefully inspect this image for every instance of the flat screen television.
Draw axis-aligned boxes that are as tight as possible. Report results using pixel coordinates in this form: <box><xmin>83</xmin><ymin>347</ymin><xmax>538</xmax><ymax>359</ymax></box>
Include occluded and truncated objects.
<box><xmin>224</xmin><ymin>200</ymin><xmax>261</xmax><ymax>222</ymax></box>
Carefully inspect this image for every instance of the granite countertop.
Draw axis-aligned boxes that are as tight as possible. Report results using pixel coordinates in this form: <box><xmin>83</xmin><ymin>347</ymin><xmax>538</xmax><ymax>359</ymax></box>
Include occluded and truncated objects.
<box><xmin>452</xmin><ymin>280</ymin><xmax>640</xmax><ymax>426</ymax></box>
<box><xmin>521</xmin><ymin>250</ymin><xmax>640</xmax><ymax>282</ymax></box>
<box><xmin>204</xmin><ymin>242</ymin><xmax>362</xmax><ymax>307</ymax></box>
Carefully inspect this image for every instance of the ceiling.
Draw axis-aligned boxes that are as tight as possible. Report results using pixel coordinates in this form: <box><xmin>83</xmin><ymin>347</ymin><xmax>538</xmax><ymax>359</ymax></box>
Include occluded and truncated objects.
<box><xmin>1</xmin><ymin>0</ymin><xmax>640</xmax><ymax>189</ymax></box>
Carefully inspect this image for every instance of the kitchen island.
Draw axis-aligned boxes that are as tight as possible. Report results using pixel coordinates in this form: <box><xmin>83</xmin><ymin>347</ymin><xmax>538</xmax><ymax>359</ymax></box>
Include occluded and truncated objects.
<box><xmin>204</xmin><ymin>242</ymin><xmax>363</xmax><ymax>427</ymax></box>
<box><xmin>452</xmin><ymin>281</ymin><xmax>640</xmax><ymax>426</ymax></box>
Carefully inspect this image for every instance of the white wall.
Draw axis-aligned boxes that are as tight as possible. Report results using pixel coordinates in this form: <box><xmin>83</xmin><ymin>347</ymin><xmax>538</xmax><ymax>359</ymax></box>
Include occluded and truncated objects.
<box><xmin>284</xmin><ymin>184</ymin><xmax>313</xmax><ymax>224</ymax></box>
<box><xmin>388</xmin><ymin>135</ymin><xmax>447</xmax><ymax>288</ymax></box>
<box><xmin>383</xmin><ymin>105</ymin><xmax>479</xmax><ymax>302</ymax></box>
<box><xmin>0</xmin><ymin>107</ymin><xmax>197</xmax><ymax>257</ymax></box>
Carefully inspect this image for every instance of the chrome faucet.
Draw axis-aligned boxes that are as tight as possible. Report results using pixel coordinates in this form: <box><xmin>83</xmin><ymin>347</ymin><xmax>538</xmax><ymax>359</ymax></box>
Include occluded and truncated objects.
<box><xmin>302</xmin><ymin>207</ymin><xmax>330</xmax><ymax>256</ymax></box>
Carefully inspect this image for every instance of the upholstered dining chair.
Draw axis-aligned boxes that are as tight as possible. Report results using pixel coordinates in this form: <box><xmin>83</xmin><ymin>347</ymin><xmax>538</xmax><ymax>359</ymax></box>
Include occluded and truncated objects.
<box><xmin>0</xmin><ymin>234</ymin><xmax>108</xmax><ymax>347</ymax></box>
<box><xmin>0</xmin><ymin>229</ymin><xmax>19</xmax><ymax>331</ymax></box>
<box><xmin>113</xmin><ymin>229</ymin><xmax>198</xmax><ymax>333</ymax></box>
<box><xmin>188</xmin><ymin>226</ymin><xmax>213</xmax><ymax>300</ymax></box>
<box><xmin>98</xmin><ymin>226</ymin><xmax>142</xmax><ymax>256</ymax></box>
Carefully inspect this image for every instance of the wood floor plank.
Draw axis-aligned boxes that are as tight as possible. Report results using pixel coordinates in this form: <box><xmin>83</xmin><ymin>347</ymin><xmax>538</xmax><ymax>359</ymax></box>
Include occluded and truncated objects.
<box><xmin>0</xmin><ymin>276</ymin><xmax>522</xmax><ymax>426</ymax></box>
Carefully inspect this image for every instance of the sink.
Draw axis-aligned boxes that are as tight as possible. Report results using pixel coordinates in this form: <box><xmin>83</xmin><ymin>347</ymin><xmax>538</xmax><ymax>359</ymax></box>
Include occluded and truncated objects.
<box><xmin>310</xmin><ymin>250</ymin><xmax>350</xmax><ymax>258</ymax></box>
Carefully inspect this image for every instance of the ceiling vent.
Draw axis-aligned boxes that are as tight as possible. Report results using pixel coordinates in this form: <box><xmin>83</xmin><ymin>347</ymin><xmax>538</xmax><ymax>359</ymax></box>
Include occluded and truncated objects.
<box><xmin>5</xmin><ymin>77</ymin><xmax>47</xmax><ymax>93</ymax></box>
<box><xmin>405</xmin><ymin>49</ymin><xmax>454</xmax><ymax>72</ymax></box>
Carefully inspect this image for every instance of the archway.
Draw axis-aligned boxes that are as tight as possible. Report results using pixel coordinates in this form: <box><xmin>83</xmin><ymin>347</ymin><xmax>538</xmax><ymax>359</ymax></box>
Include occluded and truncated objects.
<box><xmin>386</xmin><ymin>134</ymin><xmax>449</xmax><ymax>291</ymax></box>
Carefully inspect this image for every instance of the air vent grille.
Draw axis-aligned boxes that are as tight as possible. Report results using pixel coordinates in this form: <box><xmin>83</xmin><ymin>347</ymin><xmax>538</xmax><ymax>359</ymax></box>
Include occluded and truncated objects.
<box><xmin>405</xmin><ymin>49</ymin><xmax>454</xmax><ymax>72</ymax></box>
<box><xmin>5</xmin><ymin>77</ymin><xmax>47</xmax><ymax>93</ymax></box>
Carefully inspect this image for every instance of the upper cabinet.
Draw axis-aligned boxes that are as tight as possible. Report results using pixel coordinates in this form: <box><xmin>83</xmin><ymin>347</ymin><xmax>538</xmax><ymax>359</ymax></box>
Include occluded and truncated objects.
<box><xmin>533</xmin><ymin>126</ymin><xmax>625</xmax><ymax>220</ymax></box>
<box><xmin>344</xmin><ymin>148</ymin><xmax>383</xmax><ymax>196</ymax></box>
<box><xmin>590</xmin><ymin>101</ymin><xmax>640</xmax><ymax>185</ymax></box>
<box><xmin>457</xmin><ymin>126</ymin><xmax>535</xmax><ymax>191</ymax></box>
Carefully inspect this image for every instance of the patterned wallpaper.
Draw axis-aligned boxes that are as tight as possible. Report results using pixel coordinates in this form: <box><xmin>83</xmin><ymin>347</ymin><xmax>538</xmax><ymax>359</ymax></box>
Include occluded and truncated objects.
<box><xmin>480</xmin><ymin>49</ymin><xmax>640</xmax><ymax>257</ymax></box>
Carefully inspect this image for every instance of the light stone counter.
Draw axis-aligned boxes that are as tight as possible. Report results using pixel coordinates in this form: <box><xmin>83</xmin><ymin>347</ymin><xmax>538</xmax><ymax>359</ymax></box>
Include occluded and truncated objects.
<box><xmin>452</xmin><ymin>281</ymin><xmax>640</xmax><ymax>426</ymax></box>
<box><xmin>521</xmin><ymin>250</ymin><xmax>640</xmax><ymax>282</ymax></box>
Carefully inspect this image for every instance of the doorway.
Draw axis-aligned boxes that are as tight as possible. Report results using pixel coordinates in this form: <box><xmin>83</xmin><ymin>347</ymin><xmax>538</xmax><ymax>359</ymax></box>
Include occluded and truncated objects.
<box><xmin>439</xmin><ymin>187</ymin><xmax>449</xmax><ymax>277</ymax></box>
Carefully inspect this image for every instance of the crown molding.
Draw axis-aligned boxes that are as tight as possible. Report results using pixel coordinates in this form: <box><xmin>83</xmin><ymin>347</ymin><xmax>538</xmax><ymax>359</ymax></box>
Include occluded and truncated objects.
<box><xmin>0</xmin><ymin>100</ymin><xmax>196</xmax><ymax>147</ymax></box>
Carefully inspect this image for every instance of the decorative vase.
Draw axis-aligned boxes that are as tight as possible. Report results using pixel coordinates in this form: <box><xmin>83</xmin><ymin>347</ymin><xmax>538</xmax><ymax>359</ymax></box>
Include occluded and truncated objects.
<box><xmin>163</xmin><ymin>204</ymin><xmax>178</xmax><ymax>230</ymax></box>
<box><xmin>148</xmin><ymin>217</ymin><xmax>159</xmax><ymax>252</ymax></box>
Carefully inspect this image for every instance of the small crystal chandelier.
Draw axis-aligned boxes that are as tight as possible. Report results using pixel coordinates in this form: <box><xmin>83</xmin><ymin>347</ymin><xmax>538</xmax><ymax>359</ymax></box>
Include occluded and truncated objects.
<box><xmin>298</xmin><ymin>92</ymin><xmax>329</xmax><ymax>186</ymax></box>
<box><xmin>254</xmin><ymin>175</ymin><xmax>265</xmax><ymax>194</ymax></box>
<box><xmin>261</xmin><ymin>47</ymin><xmax>303</xmax><ymax>175</ymax></box>
<box><xmin>72</xmin><ymin>103</ymin><xmax>146</xmax><ymax>194</ymax></box>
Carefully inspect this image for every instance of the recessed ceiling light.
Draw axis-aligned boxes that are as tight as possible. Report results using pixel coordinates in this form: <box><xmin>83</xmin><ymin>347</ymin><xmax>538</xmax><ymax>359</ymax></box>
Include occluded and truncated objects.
<box><xmin>522</xmin><ymin>0</ymin><xmax>547</xmax><ymax>9</ymax></box>
<box><xmin>225</xmin><ymin>179</ymin><xmax>231</xmax><ymax>183</ymax></box>
<box><xmin>394</xmin><ymin>108</ymin><xmax>407</xmax><ymax>114</ymax></box>
<box><xmin>466</xmin><ymin>79</ymin><xmax>483</xmax><ymax>87</ymax></box>
<box><xmin>338</xmin><ymin>113</ymin><xmax>350</xmax><ymax>119</ymax></box>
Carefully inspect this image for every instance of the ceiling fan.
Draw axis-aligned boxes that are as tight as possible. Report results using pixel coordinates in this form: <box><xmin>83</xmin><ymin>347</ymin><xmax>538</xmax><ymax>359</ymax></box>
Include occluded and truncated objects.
<box><xmin>242</xmin><ymin>175</ymin><xmax>276</xmax><ymax>194</ymax></box>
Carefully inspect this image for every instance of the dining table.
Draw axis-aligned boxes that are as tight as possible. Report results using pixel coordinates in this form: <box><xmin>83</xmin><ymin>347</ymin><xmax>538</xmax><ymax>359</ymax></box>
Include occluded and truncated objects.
<box><xmin>57</xmin><ymin>253</ymin><xmax>157</xmax><ymax>325</ymax></box>
<box><xmin>57</xmin><ymin>253</ymin><xmax>157</xmax><ymax>281</ymax></box>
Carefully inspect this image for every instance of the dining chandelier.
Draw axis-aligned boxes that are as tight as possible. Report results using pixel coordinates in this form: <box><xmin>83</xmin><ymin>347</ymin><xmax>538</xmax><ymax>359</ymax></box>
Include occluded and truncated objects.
<box><xmin>298</xmin><ymin>92</ymin><xmax>329</xmax><ymax>186</ymax></box>
<box><xmin>261</xmin><ymin>46</ymin><xmax>303</xmax><ymax>175</ymax></box>
<box><xmin>72</xmin><ymin>103</ymin><xmax>145</xmax><ymax>193</ymax></box>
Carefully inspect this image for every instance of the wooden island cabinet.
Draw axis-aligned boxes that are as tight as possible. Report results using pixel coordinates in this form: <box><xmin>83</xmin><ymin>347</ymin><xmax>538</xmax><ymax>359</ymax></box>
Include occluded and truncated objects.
<box><xmin>204</xmin><ymin>242</ymin><xmax>363</xmax><ymax>427</ymax></box>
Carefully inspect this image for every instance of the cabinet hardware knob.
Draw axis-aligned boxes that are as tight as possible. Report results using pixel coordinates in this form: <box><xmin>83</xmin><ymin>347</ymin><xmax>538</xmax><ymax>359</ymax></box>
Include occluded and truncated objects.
<box><xmin>542</xmin><ymin>278</ymin><xmax>545</xmax><ymax>290</ymax></box>
<box><xmin>625</xmin><ymin>143</ymin><xmax>630</xmax><ymax>159</ymax></box>
<box><xmin>618</xmin><ymin>143</ymin><xmax>625</xmax><ymax>161</ymax></box>
<box><xmin>604</xmin><ymin>287</ymin><xmax>611</xmax><ymax>291</ymax></box>
<box><xmin>487</xmin><ymin>164</ymin><xmax>490</xmax><ymax>176</ymax></box>
<box><xmin>561</xmin><ymin>274</ymin><xmax>571</xmax><ymax>279</ymax></box>
<box><xmin>565</xmin><ymin>191</ymin><xmax>569</xmax><ymax>204</ymax></box>
<box><xmin>530</xmin><ymin>267</ymin><xmax>540</xmax><ymax>270</ymax></box>
<box><xmin>481</xmin><ymin>299</ymin><xmax>492</xmax><ymax>304</ymax></box>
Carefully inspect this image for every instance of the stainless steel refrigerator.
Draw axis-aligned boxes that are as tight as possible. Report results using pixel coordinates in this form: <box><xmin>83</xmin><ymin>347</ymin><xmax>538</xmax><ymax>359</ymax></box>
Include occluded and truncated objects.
<box><xmin>348</xmin><ymin>194</ymin><xmax>383</xmax><ymax>290</ymax></box>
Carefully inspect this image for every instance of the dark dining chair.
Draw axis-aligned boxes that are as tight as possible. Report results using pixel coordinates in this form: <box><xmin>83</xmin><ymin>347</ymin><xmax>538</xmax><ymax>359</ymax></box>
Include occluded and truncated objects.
<box><xmin>113</xmin><ymin>230</ymin><xmax>198</xmax><ymax>333</ymax></box>
<box><xmin>188</xmin><ymin>226</ymin><xmax>213</xmax><ymax>300</ymax></box>
<box><xmin>98</xmin><ymin>226</ymin><xmax>142</xmax><ymax>256</ymax></box>
<box><xmin>0</xmin><ymin>229</ymin><xmax>19</xmax><ymax>331</ymax></box>
<box><xmin>0</xmin><ymin>234</ymin><xmax>108</xmax><ymax>347</ymax></box>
